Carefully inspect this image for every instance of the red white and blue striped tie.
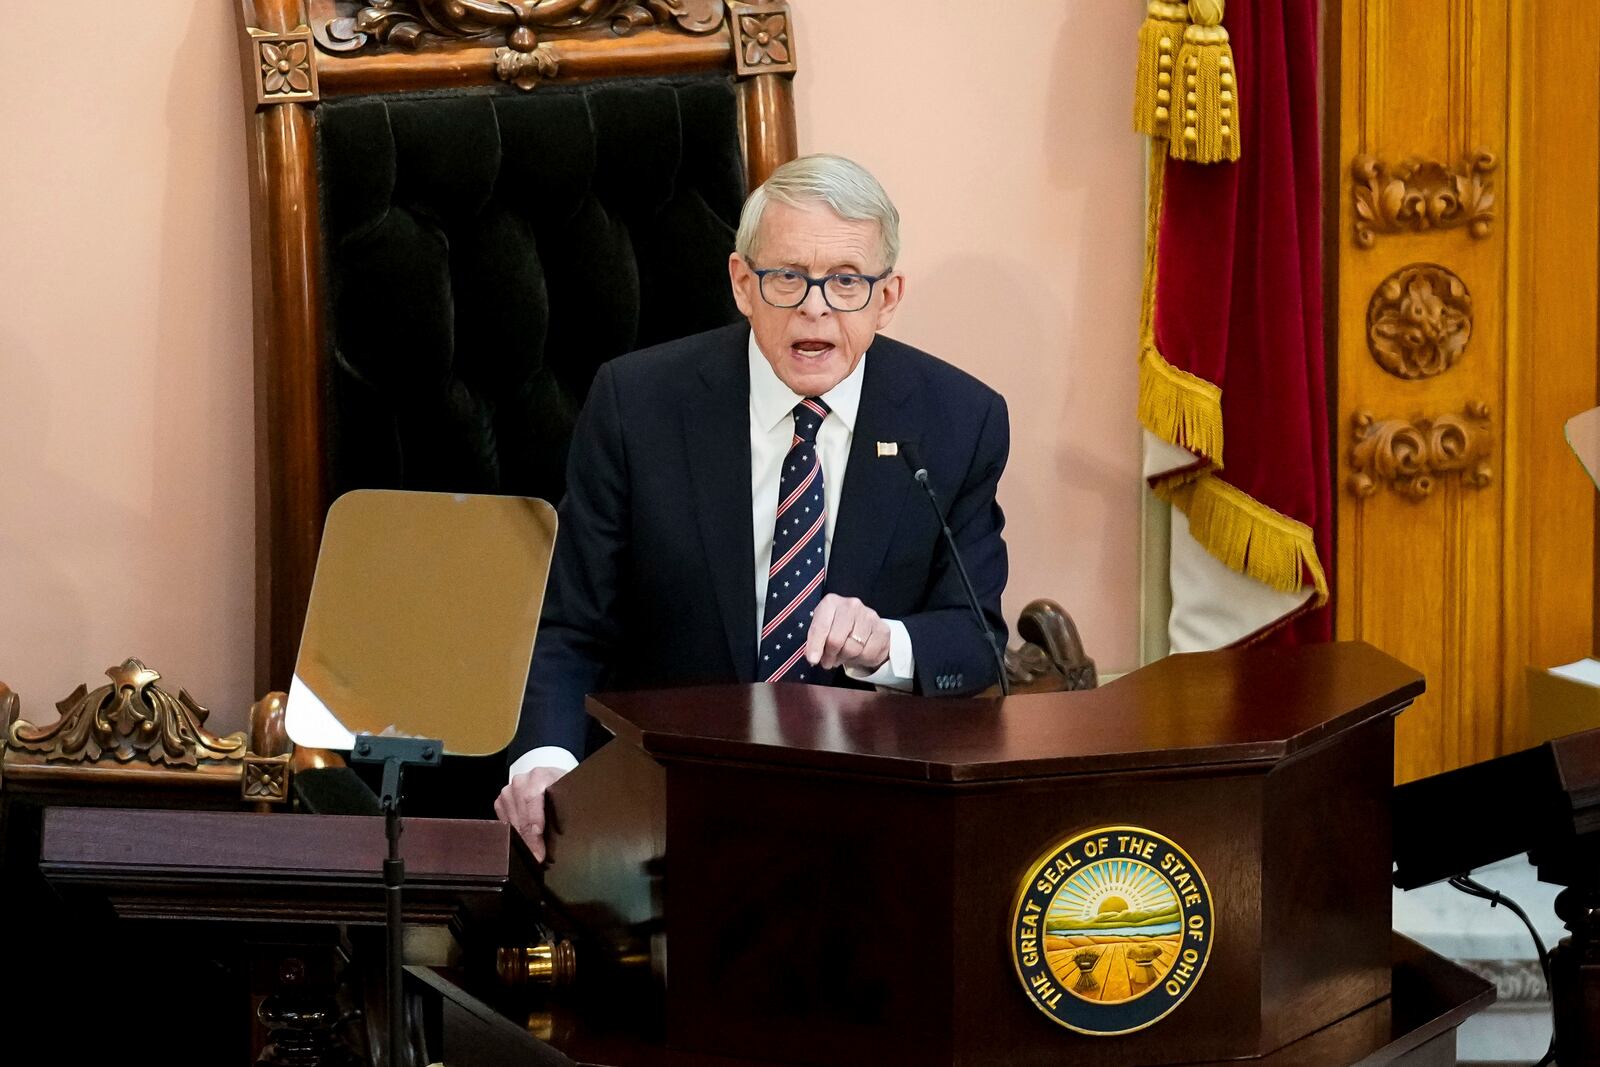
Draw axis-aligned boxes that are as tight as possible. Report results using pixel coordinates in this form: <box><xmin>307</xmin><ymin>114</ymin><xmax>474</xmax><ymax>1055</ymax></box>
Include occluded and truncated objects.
<box><xmin>759</xmin><ymin>397</ymin><xmax>831</xmax><ymax>683</ymax></box>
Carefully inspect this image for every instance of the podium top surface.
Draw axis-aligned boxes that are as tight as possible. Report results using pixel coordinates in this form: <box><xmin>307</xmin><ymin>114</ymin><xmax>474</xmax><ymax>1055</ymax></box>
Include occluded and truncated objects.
<box><xmin>587</xmin><ymin>641</ymin><xmax>1422</xmax><ymax>782</ymax></box>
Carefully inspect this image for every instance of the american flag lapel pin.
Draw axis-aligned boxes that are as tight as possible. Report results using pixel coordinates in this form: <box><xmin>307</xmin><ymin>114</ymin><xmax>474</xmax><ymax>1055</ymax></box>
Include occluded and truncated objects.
<box><xmin>876</xmin><ymin>441</ymin><xmax>898</xmax><ymax>457</ymax></box>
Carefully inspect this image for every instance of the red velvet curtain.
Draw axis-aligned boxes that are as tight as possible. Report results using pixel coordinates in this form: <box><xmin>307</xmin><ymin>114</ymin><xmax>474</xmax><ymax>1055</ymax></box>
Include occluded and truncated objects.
<box><xmin>1151</xmin><ymin>0</ymin><xmax>1331</xmax><ymax>642</ymax></box>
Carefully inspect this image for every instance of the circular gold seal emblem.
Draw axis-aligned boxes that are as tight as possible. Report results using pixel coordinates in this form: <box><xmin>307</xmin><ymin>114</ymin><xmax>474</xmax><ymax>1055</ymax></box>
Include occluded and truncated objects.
<box><xmin>1010</xmin><ymin>826</ymin><xmax>1214</xmax><ymax>1035</ymax></box>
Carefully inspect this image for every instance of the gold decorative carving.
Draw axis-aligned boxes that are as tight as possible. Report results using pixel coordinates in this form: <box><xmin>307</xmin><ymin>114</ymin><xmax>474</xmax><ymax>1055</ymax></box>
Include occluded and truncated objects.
<box><xmin>1366</xmin><ymin>263</ymin><xmax>1472</xmax><ymax>379</ymax></box>
<box><xmin>730</xmin><ymin>4</ymin><xmax>796</xmax><ymax>77</ymax></box>
<box><xmin>1348</xmin><ymin>402</ymin><xmax>1493</xmax><ymax>501</ymax></box>
<box><xmin>248</xmin><ymin>26</ymin><xmax>319</xmax><ymax>107</ymax></box>
<box><xmin>495</xmin><ymin>43</ymin><xmax>561</xmax><ymax>90</ymax></box>
<box><xmin>316</xmin><ymin>0</ymin><xmax>727</xmax><ymax>55</ymax></box>
<box><xmin>1350</xmin><ymin>149</ymin><xmax>1497</xmax><ymax>247</ymax></box>
<box><xmin>6</xmin><ymin>659</ymin><xmax>248</xmax><ymax>767</ymax></box>
<box><xmin>243</xmin><ymin>755</ymin><xmax>291</xmax><ymax>802</ymax></box>
<box><xmin>0</xmin><ymin>684</ymin><xmax>16</xmax><ymax>788</ymax></box>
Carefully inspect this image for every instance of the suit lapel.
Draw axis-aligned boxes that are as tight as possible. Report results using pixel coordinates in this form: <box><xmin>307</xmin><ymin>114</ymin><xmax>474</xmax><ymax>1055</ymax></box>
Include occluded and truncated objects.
<box><xmin>683</xmin><ymin>336</ymin><xmax>758</xmax><ymax>682</ymax></box>
<box><xmin>828</xmin><ymin>344</ymin><xmax>919</xmax><ymax>601</ymax></box>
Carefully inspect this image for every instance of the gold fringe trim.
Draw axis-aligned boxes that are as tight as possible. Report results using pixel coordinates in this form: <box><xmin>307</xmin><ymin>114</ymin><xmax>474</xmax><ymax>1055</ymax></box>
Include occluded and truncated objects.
<box><xmin>1169</xmin><ymin>0</ymin><xmax>1241</xmax><ymax>164</ymax></box>
<box><xmin>1134</xmin><ymin>1</ymin><xmax>1189</xmax><ymax>139</ymax></box>
<box><xmin>1158</xmin><ymin>474</ymin><xmax>1330</xmax><ymax>604</ymax></box>
<box><xmin>1139</xmin><ymin>344</ymin><xmax>1224</xmax><ymax>466</ymax></box>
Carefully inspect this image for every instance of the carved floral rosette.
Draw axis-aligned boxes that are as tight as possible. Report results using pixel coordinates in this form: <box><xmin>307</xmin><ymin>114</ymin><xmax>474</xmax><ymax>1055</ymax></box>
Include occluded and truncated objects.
<box><xmin>730</xmin><ymin>4</ymin><xmax>796</xmax><ymax>76</ymax></box>
<box><xmin>6</xmin><ymin>659</ymin><xmax>247</xmax><ymax>768</ymax></box>
<box><xmin>250</xmin><ymin>27</ymin><xmax>320</xmax><ymax>106</ymax></box>
<box><xmin>1367</xmin><ymin>264</ymin><xmax>1472</xmax><ymax>380</ymax></box>
<box><xmin>1348</xmin><ymin>402</ymin><xmax>1493</xmax><ymax>502</ymax></box>
<box><xmin>1351</xmin><ymin>150</ymin><xmax>1497</xmax><ymax>247</ymax></box>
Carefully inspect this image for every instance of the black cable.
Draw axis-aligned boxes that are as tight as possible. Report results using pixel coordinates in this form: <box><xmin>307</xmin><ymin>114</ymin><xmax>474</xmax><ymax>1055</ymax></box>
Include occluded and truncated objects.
<box><xmin>1447</xmin><ymin>874</ymin><xmax>1556</xmax><ymax>1067</ymax></box>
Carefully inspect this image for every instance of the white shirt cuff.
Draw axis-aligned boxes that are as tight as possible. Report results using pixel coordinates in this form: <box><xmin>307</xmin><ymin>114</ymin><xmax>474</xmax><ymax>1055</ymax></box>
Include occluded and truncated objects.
<box><xmin>509</xmin><ymin>745</ymin><xmax>579</xmax><ymax>782</ymax></box>
<box><xmin>845</xmin><ymin>619</ymin><xmax>915</xmax><ymax>691</ymax></box>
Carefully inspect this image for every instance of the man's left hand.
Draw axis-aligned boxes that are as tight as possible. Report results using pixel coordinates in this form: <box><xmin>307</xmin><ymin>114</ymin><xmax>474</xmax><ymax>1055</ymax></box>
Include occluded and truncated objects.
<box><xmin>806</xmin><ymin>593</ymin><xmax>891</xmax><ymax>671</ymax></box>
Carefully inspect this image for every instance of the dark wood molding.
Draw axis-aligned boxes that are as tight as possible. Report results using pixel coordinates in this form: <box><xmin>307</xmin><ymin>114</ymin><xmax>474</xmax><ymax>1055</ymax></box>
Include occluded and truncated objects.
<box><xmin>583</xmin><ymin>641</ymin><xmax>1423</xmax><ymax>782</ymax></box>
<box><xmin>739</xmin><ymin>70</ymin><xmax>797</xmax><ymax>189</ymax></box>
<box><xmin>312</xmin><ymin>0</ymin><xmax>729</xmax><ymax>55</ymax></box>
<box><xmin>314</xmin><ymin>25</ymin><xmax>732</xmax><ymax>94</ymax></box>
<box><xmin>37</xmin><ymin>806</ymin><xmax>514</xmax><ymax>926</ymax></box>
<box><xmin>239</xmin><ymin>2</ymin><xmax>332</xmax><ymax>694</ymax></box>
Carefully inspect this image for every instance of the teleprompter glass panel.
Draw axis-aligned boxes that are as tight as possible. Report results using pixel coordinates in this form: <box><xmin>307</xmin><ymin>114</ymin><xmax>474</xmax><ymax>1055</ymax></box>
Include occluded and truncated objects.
<box><xmin>286</xmin><ymin>489</ymin><xmax>556</xmax><ymax>755</ymax></box>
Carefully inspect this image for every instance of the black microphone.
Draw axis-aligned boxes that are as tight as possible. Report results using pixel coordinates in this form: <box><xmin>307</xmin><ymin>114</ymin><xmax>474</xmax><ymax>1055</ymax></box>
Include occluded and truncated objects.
<box><xmin>896</xmin><ymin>442</ymin><xmax>1010</xmax><ymax>697</ymax></box>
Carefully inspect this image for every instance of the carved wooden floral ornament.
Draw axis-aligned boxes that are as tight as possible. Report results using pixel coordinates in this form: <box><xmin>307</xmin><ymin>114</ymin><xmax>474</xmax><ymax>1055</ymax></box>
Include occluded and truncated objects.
<box><xmin>731</xmin><ymin>4</ymin><xmax>796</xmax><ymax>76</ymax></box>
<box><xmin>249</xmin><ymin>27</ymin><xmax>319</xmax><ymax>106</ymax></box>
<box><xmin>1366</xmin><ymin>264</ymin><xmax>1472</xmax><ymax>380</ymax></box>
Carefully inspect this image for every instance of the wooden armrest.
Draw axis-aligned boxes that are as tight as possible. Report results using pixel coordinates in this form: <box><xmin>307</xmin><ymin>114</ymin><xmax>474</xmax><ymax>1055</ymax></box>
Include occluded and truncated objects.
<box><xmin>1004</xmin><ymin>598</ymin><xmax>1098</xmax><ymax>694</ymax></box>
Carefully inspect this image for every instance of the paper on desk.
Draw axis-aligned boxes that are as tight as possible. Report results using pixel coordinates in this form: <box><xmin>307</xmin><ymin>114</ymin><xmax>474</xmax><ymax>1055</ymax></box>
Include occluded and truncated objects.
<box><xmin>1566</xmin><ymin>405</ymin><xmax>1600</xmax><ymax>491</ymax></box>
<box><xmin>1547</xmin><ymin>658</ymin><xmax>1600</xmax><ymax>688</ymax></box>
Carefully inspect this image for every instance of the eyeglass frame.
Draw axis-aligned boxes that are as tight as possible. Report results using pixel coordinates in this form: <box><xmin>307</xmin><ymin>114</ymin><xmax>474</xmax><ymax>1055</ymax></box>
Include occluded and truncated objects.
<box><xmin>745</xmin><ymin>261</ymin><xmax>896</xmax><ymax>312</ymax></box>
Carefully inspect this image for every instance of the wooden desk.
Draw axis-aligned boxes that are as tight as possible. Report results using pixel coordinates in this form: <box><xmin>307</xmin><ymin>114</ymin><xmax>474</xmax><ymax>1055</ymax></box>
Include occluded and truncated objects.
<box><xmin>417</xmin><ymin>935</ymin><xmax>1493</xmax><ymax>1067</ymax></box>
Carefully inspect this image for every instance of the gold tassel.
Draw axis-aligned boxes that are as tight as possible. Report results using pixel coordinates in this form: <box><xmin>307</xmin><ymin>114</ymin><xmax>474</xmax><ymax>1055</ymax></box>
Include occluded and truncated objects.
<box><xmin>1134</xmin><ymin>1</ymin><xmax>1190</xmax><ymax>139</ymax></box>
<box><xmin>1170</xmin><ymin>0</ymin><xmax>1240</xmax><ymax>163</ymax></box>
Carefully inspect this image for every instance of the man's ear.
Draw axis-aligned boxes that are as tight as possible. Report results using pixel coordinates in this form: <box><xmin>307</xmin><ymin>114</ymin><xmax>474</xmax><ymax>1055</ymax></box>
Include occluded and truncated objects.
<box><xmin>728</xmin><ymin>252</ymin><xmax>756</xmax><ymax>318</ymax></box>
<box><xmin>872</xmin><ymin>272</ymin><xmax>906</xmax><ymax>332</ymax></box>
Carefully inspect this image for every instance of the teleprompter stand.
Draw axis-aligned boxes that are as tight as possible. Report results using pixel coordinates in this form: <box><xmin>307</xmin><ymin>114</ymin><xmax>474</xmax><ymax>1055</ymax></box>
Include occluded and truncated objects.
<box><xmin>350</xmin><ymin>733</ymin><xmax>443</xmax><ymax>1067</ymax></box>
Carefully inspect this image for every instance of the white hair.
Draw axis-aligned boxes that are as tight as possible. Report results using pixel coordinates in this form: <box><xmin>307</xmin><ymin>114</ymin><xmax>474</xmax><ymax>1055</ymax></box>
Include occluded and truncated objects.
<box><xmin>735</xmin><ymin>154</ymin><xmax>901</xmax><ymax>269</ymax></box>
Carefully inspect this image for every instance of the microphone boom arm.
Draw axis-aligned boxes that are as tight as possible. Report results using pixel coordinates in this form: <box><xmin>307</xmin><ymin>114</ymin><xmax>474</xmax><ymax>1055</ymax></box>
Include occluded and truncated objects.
<box><xmin>900</xmin><ymin>446</ymin><xmax>1011</xmax><ymax>697</ymax></box>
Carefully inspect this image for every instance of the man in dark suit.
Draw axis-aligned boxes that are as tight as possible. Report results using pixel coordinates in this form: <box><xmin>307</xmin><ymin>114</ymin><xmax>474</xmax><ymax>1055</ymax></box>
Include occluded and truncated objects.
<box><xmin>496</xmin><ymin>154</ymin><xmax>1009</xmax><ymax>857</ymax></box>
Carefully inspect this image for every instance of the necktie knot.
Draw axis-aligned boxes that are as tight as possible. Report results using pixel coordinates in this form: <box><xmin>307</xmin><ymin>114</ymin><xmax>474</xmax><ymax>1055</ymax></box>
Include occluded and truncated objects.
<box><xmin>793</xmin><ymin>397</ymin><xmax>830</xmax><ymax>443</ymax></box>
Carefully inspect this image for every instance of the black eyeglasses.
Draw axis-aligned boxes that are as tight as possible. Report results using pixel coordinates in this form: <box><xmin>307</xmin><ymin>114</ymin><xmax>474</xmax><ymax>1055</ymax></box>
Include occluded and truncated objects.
<box><xmin>748</xmin><ymin>264</ymin><xmax>894</xmax><ymax>312</ymax></box>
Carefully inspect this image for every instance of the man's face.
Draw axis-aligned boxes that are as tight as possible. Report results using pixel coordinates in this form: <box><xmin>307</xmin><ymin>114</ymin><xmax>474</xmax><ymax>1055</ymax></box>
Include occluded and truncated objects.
<box><xmin>728</xmin><ymin>200</ymin><xmax>905</xmax><ymax>397</ymax></box>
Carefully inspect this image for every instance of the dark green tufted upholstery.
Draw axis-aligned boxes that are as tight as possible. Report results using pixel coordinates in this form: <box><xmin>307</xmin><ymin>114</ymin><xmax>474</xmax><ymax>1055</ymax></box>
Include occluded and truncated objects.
<box><xmin>316</xmin><ymin>74</ymin><xmax>748</xmax><ymax>505</ymax></box>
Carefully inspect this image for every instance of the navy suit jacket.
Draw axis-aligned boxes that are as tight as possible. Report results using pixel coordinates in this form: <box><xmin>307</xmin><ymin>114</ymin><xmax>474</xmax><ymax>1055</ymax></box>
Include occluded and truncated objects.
<box><xmin>512</xmin><ymin>322</ymin><xmax>1010</xmax><ymax>761</ymax></box>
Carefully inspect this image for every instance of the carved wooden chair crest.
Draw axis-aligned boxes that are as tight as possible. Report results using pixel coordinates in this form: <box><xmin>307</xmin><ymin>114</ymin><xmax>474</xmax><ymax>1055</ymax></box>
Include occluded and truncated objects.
<box><xmin>1</xmin><ymin>660</ymin><xmax>294</xmax><ymax>808</ymax></box>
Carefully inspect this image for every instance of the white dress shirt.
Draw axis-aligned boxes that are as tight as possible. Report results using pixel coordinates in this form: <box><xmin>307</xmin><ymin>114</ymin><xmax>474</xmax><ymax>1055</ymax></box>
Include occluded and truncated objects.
<box><xmin>746</xmin><ymin>333</ymin><xmax>915</xmax><ymax>689</ymax></box>
<box><xmin>512</xmin><ymin>332</ymin><xmax>914</xmax><ymax>778</ymax></box>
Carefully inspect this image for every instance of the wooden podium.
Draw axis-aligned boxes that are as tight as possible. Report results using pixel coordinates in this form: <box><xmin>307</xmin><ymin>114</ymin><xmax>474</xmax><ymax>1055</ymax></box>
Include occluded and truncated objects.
<box><xmin>24</xmin><ymin>642</ymin><xmax>1496</xmax><ymax>1065</ymax></box>
<box><xmin>535</xmin><ymin>641</ymin><xmax>1450</xmax><ymax>1066</ymax></box>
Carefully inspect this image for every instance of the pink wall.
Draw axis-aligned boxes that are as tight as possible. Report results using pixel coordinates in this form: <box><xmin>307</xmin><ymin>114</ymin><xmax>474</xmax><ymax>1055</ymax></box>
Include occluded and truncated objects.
<box><xmin>0</xmin><ymin>4</ymin><xmax>256</xmax><ymax>729</ymax></box>
<box><xmin>794</xmin><ymin>1</ymin><xmax>1145</xmax><ymax>672</ymax></box>
<box><xmin>0</xmin><ymin>2</ymin><xmax>1142</xmax><ymax>732</ymax></box>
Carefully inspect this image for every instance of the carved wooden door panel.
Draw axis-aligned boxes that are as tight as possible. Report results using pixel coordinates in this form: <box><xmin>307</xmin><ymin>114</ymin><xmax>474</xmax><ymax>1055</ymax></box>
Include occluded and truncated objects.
<box><xmin>1332</xmin><ymin>2</ymin><xmax>1599</xmax><ymax>782</ymax></box>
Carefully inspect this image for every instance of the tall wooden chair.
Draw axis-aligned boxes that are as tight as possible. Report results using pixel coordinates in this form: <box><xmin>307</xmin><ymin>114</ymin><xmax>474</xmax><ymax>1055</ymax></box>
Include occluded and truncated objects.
<box><xmin>240</xmin><ymin>0</ymin><xmax>801</xmax><ymax>692</ymax></box>
<box><xmin>236</xmin><ymin>0</ymin><xmax>1093</xmax><ymax>701</ymax></box>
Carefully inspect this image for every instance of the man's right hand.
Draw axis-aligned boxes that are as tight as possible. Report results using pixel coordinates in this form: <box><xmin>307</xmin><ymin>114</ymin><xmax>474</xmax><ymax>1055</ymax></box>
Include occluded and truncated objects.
<box><xmin>494</xmin><ymin>765</ymin><xmax>570</xmax><ymax>862</ymax></box>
